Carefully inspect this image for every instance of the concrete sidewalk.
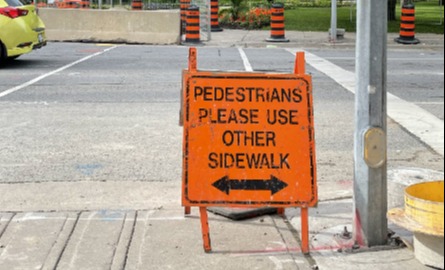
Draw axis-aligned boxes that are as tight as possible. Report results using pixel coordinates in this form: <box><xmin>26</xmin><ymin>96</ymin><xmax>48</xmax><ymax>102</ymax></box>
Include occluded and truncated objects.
<box><xmin>0</xmin><ymin>208</ymin><xmax>311</xmax><ymax>270</ymax></box>
<box><xmin>0</xmin><ymin>180</ymin><xmax>312</xmax><ymax>270</ymax></box>
<box><xmin>1</xmin><ymin>171</ymin><xmax>443</xmax><ymax>270</ymax></box>
<box><xmin>203</xmin><ymin>29</ymin><xmax>444</xmax><ymax>49</ymax></box>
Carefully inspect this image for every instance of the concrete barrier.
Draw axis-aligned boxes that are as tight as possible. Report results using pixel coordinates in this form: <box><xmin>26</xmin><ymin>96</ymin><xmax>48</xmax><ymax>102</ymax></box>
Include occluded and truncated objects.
<box><xmin>39</xmin><ymin>9</ymin><xmax>181</xmax><ymax>44</ymax></box>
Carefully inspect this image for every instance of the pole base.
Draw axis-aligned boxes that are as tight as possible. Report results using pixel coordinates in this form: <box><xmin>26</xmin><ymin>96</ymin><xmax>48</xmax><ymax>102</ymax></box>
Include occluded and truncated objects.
<box><xmin>266</xmin><ymin>37</ymin><xmax>290</xmax><ymax>43</ymax></box>
<box><xmin>211</xmin><ymin>27</ymin><xmax>223</xmax><ymax>32</ymax></box>
<box><xmin>395</xmin><ymin>37</ymin><xmax>420</xmax><ymax>45</ymax></box>
<box><xmin>182</xmin><ymin>40</ymin><xmax>203</xmax><ymax>46</ymax></box>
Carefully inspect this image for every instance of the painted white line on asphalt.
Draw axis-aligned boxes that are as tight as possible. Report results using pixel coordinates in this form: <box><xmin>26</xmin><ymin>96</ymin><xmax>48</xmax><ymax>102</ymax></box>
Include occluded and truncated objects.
<box><xmin>390</xmin><ymin>71</ymin><xmax>444</xmax><ymax>76</ymax></box>
<box><xmin>238</xmin><ymin>47</ymin><xmax>254</xmax><ymax>72</ymax></box>
<box><xmin>415</xmin><ymin>102</ymin><xmax>444</xmax><ymax>105</ymax></box>
<box><xmin>286</xmin><ymin>48</ymin><xmax>444</xmax><ymax>156</ymax></box>
<box><xmin>0</xmin><ymin>46</ymin><xmax>118</xmax><ymax>99</ymax></box>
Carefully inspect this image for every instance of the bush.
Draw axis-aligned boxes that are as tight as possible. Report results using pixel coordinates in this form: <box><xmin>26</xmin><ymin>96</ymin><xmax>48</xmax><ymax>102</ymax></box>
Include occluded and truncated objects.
<box><xmin>220</xmin><ymin>0</ymin><xmax>355</xmax><ymax>9</ymax></box>
<box><xmin>220</xmin><ymin>7</ymin><xmax>271</xmax><ymax>29</ymax></box>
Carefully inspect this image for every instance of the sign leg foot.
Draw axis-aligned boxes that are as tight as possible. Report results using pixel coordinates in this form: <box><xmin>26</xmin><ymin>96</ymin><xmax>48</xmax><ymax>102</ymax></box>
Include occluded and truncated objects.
<box><xmin>301</xmin><ymin>207</ymin><xmax>310</xmax><ymax>254</ymax></box>
<box><xmin>200</xmin><ymin>207</ymin><xmax>212</xmax><ymax>252</ymax></box>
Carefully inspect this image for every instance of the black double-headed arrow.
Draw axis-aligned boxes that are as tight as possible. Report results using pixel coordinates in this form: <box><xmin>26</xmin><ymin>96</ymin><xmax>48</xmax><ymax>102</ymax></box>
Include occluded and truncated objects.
<box><xmin>212</xmin><ymin>175</ymin><xmax>288</xmax><ymax>195</ymax></box>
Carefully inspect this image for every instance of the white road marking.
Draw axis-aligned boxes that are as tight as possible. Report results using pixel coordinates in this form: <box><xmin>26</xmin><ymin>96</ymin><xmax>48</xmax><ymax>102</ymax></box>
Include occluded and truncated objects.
<box><xmin>390</xmin><ymin>71</ymin><xmax>444</xmax><ymax>76</ymax></box>
<box><xmin>286</xmin><ymin>48</ymin><xmax>444</xmax><ymax>156</ymax></box>
<box><xmin>0</xmin><ymin>46</ymin><xmax>118</xmax><ymax>99</ymax></box>
<box><xmin>415</xmin><ymin>101</ymin><xmax>444</xmax><ymax>105</ymax></box>
<box><xmin>238</xmin><ymin>47</ymin><xmax>254</xmax><ymax>72</ymax></box>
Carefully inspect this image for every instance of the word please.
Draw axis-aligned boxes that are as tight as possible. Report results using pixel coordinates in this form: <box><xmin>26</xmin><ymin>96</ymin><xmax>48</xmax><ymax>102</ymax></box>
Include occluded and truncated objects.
<box><xmin>197</xmin><ymin>108</ymin><xmax>299</xmax><ymax>125</ymax></box>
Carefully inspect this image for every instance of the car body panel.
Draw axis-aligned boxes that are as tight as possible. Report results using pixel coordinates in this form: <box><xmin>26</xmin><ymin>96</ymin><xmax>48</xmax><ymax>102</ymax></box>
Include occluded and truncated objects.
<box><xmin>0</xmin><ymin>0</ymin><xmax>46</xmax><ymax>59</ymax></box>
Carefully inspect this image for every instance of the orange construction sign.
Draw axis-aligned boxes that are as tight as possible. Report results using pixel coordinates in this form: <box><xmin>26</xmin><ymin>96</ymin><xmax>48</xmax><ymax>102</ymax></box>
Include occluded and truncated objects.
<box><xmin>182</xmin><ymin>50</ymin><xmax>317</xmax><ymax>208</ymax></box>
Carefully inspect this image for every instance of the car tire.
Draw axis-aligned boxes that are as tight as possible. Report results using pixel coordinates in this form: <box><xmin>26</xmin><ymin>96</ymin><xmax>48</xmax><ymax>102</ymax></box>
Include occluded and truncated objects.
<box><xmin>0</xmin><ymin>41</ymin><xmax>6</xmax><ymax>64</ymax></box>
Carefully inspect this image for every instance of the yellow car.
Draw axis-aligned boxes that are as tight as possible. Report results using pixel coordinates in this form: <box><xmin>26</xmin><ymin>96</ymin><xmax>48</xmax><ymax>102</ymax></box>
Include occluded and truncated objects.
<box><xmin>0</xmin><ymin>0</ymin><xmax>46</xmax><ymax>62</ymax></box>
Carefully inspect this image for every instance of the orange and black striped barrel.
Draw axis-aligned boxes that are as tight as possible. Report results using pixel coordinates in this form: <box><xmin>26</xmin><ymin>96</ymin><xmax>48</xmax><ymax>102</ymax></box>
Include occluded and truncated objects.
<box><xmin>132</xmin><ymin>0</ymin><xmax>143</xmax><ymax>10</ymax></box>
<box><xmin>395</xmin><ymin>3</ymin><xmax>420</xmax><ymax>44</ymax></box>
<box><xmin>266</xmin><ymin>3</ymin><xmax>289</xmax><ymax>42</ymax></box>
<box><xmin>180</xmin><ymin>0</ymin><xmax>191</xmax><ymax>32</ymax></box>
<box><xmin>66</xmin><ymin>1</ymin><xmax>77</xmax><ymax>8</ymax></box>
<box><xmin>186</xmin><ymin>5</ymin><xmax>201</xmax><ymax>43</ymax></box>
<box><xmin>210</xmin><ymin>0</ymin><xmax>222</xmax><ymax>32</ymax></box>
<box><xmin>80</xmin><ymin>0</ymin><xmax>90</xmax><ymax>9</ymax></box>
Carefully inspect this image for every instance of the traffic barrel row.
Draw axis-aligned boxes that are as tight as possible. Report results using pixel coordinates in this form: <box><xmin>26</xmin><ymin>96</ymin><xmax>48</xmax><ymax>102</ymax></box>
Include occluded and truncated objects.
<box><xmin>183</xmin><ymin>3</ymin><xmax>292</xmax><ymax>44</ymax></box>
<box><xmin>395</xmin><ymin>2</ymin><xmax>420</xmax><ymax>44</ymax></box>
<box><xmin>52</xmin><ymin>0</ymin><xmax>89</xmax><ymax>9</ymax></box>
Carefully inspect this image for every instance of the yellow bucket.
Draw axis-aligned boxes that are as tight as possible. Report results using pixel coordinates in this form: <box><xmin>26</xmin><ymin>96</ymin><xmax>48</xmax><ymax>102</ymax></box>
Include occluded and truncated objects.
<box><xmin>388</xmin><ymin>180</ymin><xmax>444</xmax><ymax>236</ymax></box>
<box><xmin>405</xmin><ymin>181</ymin><xmax>444</xmax><ymax>234</ymax></box>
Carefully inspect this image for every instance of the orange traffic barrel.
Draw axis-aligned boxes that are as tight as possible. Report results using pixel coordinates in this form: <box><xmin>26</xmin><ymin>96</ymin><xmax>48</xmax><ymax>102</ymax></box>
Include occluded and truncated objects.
<box><xmin>210</xmin><ymin>0</ymin><xmax>222</xmax><ymax>32</ymax></box>
<box><xmin>180</xmin><ymin>0</ymin><xmax>191</xmax><ymax>33</ymax></box>
<box><xmin>80</xmin><ymin>0</ymin><xmax>90</xmax><ymax>9</ymax></box>
<box><xmin>66</xmin><ymin>1</ymin><xmax>77</xmax><ymax>8</ymax></box>
<box><xmin>395</xmin><ymin>3</ymin><xmax>420</xmax><ymax>44</ymax></box>
<box><xmin>266</xmin><ymin>3</ymin><xmax>289</xmax><ymax>42</ymax></box>
<box><xmin>185</xmin><ymin>5</ymin><xmax>201</xmax><ymax>43</ymax></box>
<box><xmin>132</xmin><ymin>0</ymin><xmax>143</xmax><ymax>10</ymax></box>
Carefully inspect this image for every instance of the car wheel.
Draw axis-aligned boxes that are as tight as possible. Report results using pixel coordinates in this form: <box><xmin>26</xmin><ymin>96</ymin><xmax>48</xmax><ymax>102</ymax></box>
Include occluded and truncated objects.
<box><xmin>0</xmin><ymin>41</ymin><xmax>6</xmax><ymax>64</ymax></box>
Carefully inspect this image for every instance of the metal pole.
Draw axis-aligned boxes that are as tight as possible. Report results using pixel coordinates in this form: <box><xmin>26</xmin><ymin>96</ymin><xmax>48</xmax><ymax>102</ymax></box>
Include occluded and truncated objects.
<box><xmin>330</xmin><ymin>0</ymin><xmax>337</xmax><ymax>42</ymax></box>
<box><xmin>207</xmin><ymin>0</ymin><xmax>211</xmax><ymax>41</ymax></box>
<box><xmin>440</xmin><ymin>0</ymin><xmax>444</xmax><ymax>25</ymax></box>
<box><xmin>354</xmin><ymin>0</ymin><xmax>388</xmax><ymax>247</ymax></box>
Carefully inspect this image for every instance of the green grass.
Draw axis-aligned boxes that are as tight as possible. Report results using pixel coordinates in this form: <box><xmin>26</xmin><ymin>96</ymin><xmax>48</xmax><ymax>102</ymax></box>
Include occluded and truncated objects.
<box><xmin>283</xmin><ymin>2</ymin><xmax>444</xmax><ymax>34</ymax></box>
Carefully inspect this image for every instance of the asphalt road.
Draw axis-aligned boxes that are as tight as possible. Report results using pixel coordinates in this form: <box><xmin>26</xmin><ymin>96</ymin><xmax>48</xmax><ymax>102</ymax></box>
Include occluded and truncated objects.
<box><xmin>0</xmin><ymin>42</ymin><xmax>443</xmax><ymax>189</ymax></box>
<box><xmin>0</xmin><ymin>41</ymin><xmax>443</xmax><ymax>270</ymax></box>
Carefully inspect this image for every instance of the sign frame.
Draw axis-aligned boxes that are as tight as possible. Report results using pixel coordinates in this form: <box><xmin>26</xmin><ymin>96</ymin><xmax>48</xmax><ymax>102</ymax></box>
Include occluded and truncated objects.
<box><xmin>181</xmin><ymin>48</ymin><xmax>316</xmax><ymax>254</ymax></box>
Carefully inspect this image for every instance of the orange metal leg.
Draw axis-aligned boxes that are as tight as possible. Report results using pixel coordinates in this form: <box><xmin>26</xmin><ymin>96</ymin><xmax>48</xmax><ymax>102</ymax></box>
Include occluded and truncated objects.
<box><xmin>199</xmin><ymin>207</ymin><xmax>212</xmax><ymax>253</ymax></box>
<box><xmin>301</xmin><ymin>207</ymin><xmax>310</xmax><ymax>254</ymax></box>
<box><xmin>277</xmin><ymin>208</ymin><xmax>285</xmax><ymax>216</ymax></box>
<box><xmin>184</xmin><ymin>206</ymin><xmax>191</xmax><ymax>215</ymax></box>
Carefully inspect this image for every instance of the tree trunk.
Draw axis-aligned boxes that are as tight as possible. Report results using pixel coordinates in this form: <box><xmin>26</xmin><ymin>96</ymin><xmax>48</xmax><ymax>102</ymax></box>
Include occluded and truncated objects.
<box><xmin>388</xmin><ymin>0</ymin><xmax>397</xmax><ymax>21</ymax></box>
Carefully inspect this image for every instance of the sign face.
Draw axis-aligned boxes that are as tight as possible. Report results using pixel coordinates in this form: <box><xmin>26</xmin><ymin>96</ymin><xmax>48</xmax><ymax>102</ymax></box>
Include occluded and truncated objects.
<box><xmin>182</xmin><ymin>71</ymin><xmax>317</xmax><ymax>207</ymax></box>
